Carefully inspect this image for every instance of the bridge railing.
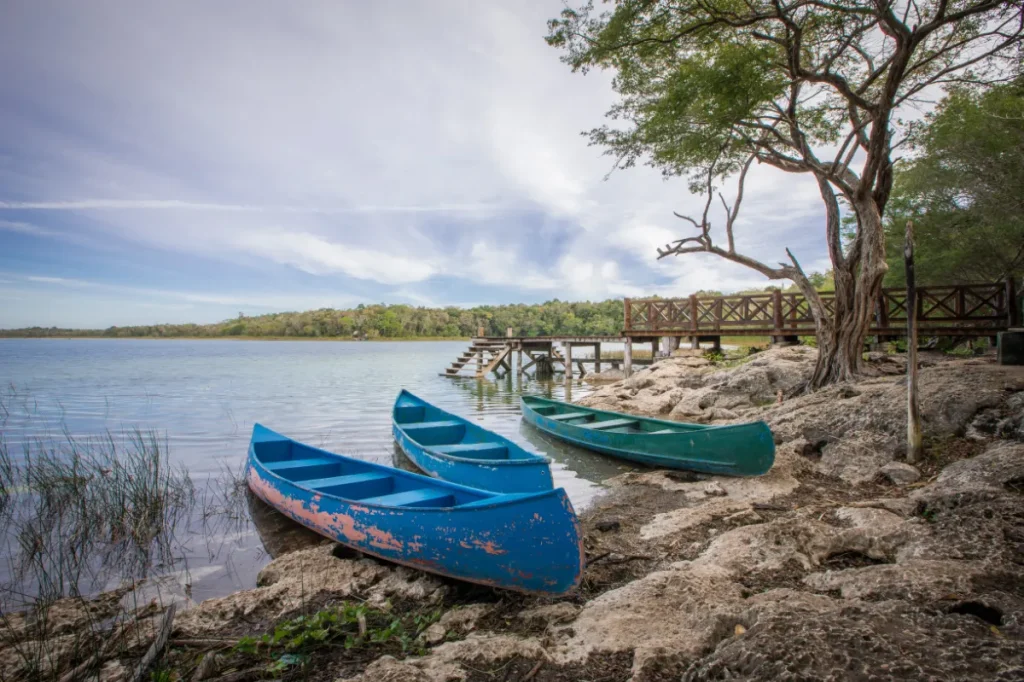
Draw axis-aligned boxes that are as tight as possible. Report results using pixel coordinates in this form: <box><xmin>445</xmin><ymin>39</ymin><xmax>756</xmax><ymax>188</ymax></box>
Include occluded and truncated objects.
<box><xmin>624</xmin><ymin>279</ymin><xmax>1019</xmax><ymax>336</ymax></box>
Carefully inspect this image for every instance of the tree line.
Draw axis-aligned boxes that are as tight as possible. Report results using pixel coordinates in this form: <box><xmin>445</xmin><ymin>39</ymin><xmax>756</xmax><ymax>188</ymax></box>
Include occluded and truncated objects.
<box><xmin>1</xmin><ymin>300</ymin><xmax>627</xmax><ymax>339</ymax></box>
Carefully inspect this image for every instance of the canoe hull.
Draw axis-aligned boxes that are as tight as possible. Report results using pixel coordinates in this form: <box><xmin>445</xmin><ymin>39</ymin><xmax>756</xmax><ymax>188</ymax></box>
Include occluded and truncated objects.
<box><xmin>247</xmin><ymin>427</ymin><xmax>582</xmax><ymax>595</ymax></box>
<box><xmin>392</xmin><ymin>390</ymin><xmax>554</xmax><ymax>493</ymax></box>
<box><xmin>521</xmin><ymin>397</ymin><xmax>774</xmax><ymax>477</ymax></box>
<box><xmin>393</xmin><ymin>424</ymin><xmax>553</xmax><ymax>493</ymax></box>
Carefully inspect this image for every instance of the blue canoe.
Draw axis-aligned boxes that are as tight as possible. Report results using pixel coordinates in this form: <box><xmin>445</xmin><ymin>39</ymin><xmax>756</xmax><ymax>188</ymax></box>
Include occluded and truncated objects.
<box><xmin>246</xmin><ymin>424</ymin><xmax>582</xmax><ymax>595</ymax></box>
<box><xmin>392</xmin><ymin>390</ymin><xmax>554</xmax><ymax>493</ymax></box>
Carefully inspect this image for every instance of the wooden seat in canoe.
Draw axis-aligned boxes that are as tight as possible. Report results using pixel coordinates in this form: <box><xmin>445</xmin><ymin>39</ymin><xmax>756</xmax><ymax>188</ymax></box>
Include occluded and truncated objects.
<box><xmin>358</xmin><ymin>488</ymin><xmax>455</xmax><ymax>508</ymax></box>
<box><xmin>432</xmin><ymin>443</ymin><xmax>509</xmax><ymax>459</ymax></box>
<box><xmin>548</xmin><ymin>412</ymin><xmax>590</xmax><ymax>421</ymax></box>
<box><xmin>585</xmin><ymin>418</ymin><xmax>639</xmax><ymax>430</ymax></box>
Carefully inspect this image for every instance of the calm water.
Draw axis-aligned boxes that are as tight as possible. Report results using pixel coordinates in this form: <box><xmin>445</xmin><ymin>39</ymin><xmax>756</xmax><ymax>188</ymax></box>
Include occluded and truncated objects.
<box><xmin>0</xmin><ymin>339</ymin><xmax>633</xmax><ymax>602</ymax></box>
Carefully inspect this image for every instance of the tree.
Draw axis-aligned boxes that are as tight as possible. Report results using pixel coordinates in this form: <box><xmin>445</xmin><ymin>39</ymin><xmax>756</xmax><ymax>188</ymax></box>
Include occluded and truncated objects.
<box><xmin>884</xmin><ymin>76</ymin><xmax>1024</xmax><ymax>285</ymax></box>
<box><xmin>548</xmin><ymin>0</ymin><xmax>1023</xmax><ymax>388</ymax></box>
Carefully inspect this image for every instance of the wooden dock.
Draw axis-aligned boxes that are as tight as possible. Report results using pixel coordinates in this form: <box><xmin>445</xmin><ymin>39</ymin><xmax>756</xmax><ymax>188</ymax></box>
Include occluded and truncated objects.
<box><xmin>441</xmin><ymin>280</ymin><xmax>1018</xmax><ymax>379</ymax></box>
<box><xmin>441</xmin><ymin>335</ymin><xmax>654</xmax><ymax>379</ymax></box>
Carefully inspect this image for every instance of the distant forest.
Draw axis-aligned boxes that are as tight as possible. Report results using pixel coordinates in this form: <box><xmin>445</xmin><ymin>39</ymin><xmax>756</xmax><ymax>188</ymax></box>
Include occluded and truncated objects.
<box><xmin>2</xmin><ymin>300</ymin><xmax>628</xmax><ymax>339</ymax></box>
<box><xmin>0</xmin><ymin>277</ymin><xmax>836</xmax><ymax>340</ymax></box>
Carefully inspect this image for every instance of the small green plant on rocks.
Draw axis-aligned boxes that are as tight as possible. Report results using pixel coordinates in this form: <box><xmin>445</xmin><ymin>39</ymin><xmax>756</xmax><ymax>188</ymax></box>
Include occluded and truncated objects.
<box><xmin>232</xmin><ymin>601</ymin><xmax>443</xmax><ymax>677</ymax></box>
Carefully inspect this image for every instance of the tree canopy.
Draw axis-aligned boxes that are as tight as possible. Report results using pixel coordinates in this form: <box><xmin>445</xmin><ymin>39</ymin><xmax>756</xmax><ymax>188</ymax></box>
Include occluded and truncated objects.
<box><xmin>549</xmin><ymin>0</ymin><xmax>1023</xmax><ymax>387</ymax></box>
<box><xmin>884</xmin><ymin>76</ymin><xmax>1024</xmax><ymax>286</ymax></box>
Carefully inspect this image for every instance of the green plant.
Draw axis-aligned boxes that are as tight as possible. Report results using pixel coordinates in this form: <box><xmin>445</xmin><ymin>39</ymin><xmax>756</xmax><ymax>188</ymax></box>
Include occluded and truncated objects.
<box><xmin>150</xmin><ymin>669</ymin><xmax>174</xmax><ymax>682</ymax></box>
<box><xmin>232</xmin><ymin>602</ymin><xmax>444</xmax><ymax>676</ymax></box>
<box><xmin>702</xmin><ymin>349</ymin><xmax>725</xmax><ymax>363</ymax></box>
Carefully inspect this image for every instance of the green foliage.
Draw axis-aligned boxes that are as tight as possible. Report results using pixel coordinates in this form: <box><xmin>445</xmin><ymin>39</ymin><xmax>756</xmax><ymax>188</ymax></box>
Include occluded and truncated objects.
<box><xmin>232</xmin><ymin>602</ymin><xmax>443</xmax><ymax>676</ymax></box>
<box><xmin>701</xmin><ymin>348</ymin><xmax>725</xmax><ymax>363</ymax></box>
<box><xmin>1</xmin><ymin>300</ymin><xmax>630</xmax><ymax>339</ymax></box>
<box><xmin>885</xmin><ymin>78</ymin><xmax>1024</xmax><ymax>285</ymax></box>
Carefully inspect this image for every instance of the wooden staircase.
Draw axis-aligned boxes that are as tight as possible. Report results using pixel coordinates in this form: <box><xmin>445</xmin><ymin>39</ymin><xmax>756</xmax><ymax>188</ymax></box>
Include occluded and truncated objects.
<box><xmin>442</xmin><ymin>339</ymin><xmax>512</xmax><ymax>378</ymax></box>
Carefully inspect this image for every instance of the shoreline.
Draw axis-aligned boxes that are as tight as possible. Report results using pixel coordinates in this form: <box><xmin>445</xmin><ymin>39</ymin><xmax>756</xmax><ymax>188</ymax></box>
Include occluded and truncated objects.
<box><xmin>0</xmin><ymin>335</ymin><xmax>474</xmax><ymax>342</ymax></box>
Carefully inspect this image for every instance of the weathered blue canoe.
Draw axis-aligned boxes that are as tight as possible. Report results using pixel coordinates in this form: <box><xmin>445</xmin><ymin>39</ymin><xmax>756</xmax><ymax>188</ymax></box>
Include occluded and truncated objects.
<box><xmin>392</xmin><ymin>390</ymin><xmax>553</xmax><ymax>493</ymax></box>
<box><xmin>246</xmin><ymin>424</ymin><xmax>582</xmax><ymax>595</ymax></box>
<box><xmin>521</xmin><ymin>396</ymin><xmax>775</xmax><ymax>477</ymax></box>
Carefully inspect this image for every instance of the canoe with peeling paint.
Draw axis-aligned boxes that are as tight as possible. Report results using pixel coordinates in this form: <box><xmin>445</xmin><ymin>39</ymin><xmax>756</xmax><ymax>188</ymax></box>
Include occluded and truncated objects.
<box><xmin>246</xmin><ymin>423</ymin><xmax>583</xmax><ymax>595</ymax></box>
<box><xmin>392</xmin><ymin>390</ymin><xmax>553</xmax><ymax>493</ymax></box>
<box><xmin>520</xmin><ymin>396</ymin><xmax>775</xmax><ymax>476</ymax></box>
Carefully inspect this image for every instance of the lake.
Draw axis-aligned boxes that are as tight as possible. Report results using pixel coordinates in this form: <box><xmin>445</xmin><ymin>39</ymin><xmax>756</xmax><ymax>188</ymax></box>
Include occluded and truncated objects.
<box><xmin>0</xmin><ymin>339</ymin><xmax>633</xmax><ymax>603</ymax></box>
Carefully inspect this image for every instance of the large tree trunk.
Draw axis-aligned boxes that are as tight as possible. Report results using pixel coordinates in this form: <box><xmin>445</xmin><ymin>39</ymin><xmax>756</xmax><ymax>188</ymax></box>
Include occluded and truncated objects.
<box><xmin>804</xmin><ymin>193</ymin><xmax>890</xmax><ymax>389</ymax></box>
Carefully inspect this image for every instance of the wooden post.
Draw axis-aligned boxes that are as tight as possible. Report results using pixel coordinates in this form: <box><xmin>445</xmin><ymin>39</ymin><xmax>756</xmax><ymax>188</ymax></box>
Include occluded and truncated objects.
<box><xmin>1007</xmin><ymin>277</ymin><xmax>1019</xmax><ymax>328</ymax></box>
<box><xmin>624</xmin><ymin>298</ymin><xmax>632</xmax><ymax>332</ymax></box>
<box><xmin>624</xmin><ymin>337</ymin><xmax>633</xmax><ymax>377</ymax></box>
<box><xmin>564</xmin><ymin>343</ymin><xmax>572</xmax><ymax>382</ymax></box>
<box><xmin>516</xmin><ymin>347</ymin><xmax>522</xmax><ymax>375</ymax></box>
<box><xmin>477</xmin><ymin>325</ymin><xmax>485</xmax><ymax>338</ymax></box>
<box><xmin>651</xmin><ymin>338</ymin><xmax>658</xmax><ymax>361</ymax></box>
<box><xmin>689</xmin><ymin>295</ymin><xmax>699</xmax><ymax>333</ymax></box>
<box><xmin>905</xmin><ymin>220</ymin><xmax>923</xmax><ymax>464</ymax></box>
<box><xmin>506</xmin><ymin>327</ymin><xmax>513</xmax><ymax>338</ymax></box>
<box><xmin>773</xmin><ymin>289</ymin><xmax>783</xmax><ymax>334</ymax></box>
<box><xmin>595</xmin><ymin>343</ymin><xmax>602</xmax><ymax>373</ymax></box>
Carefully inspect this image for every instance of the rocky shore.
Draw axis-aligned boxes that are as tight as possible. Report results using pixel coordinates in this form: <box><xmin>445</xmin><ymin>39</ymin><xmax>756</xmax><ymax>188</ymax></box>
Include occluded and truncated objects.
<box><xmin>4</xmin><ymin>347</ymin><xmax>1023</xmax><ymax>681</ymax></box>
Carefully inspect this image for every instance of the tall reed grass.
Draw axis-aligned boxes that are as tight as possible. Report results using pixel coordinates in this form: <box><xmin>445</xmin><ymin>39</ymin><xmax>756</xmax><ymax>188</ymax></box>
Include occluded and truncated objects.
<box><xmin>0</xmin><ymin>388</ymin><xmax>195</xmax><ymax>608</ymax></box>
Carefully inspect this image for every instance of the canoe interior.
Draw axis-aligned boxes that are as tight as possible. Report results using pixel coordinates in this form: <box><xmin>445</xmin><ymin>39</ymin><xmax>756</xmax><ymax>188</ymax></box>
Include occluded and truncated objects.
<box><xmin>252</xmin><ymin>435</ymin><xmax>491</xmax><ymax>508</ymax></box>
<box><xmin>394</xmin><ymin>391</ymin><xmax>541</xmax><ymax>462</ymax></box>
<box><xmin>523</xmin><ymin>397</ymin><xmax>706</xmax><ymax>435</ymax></box>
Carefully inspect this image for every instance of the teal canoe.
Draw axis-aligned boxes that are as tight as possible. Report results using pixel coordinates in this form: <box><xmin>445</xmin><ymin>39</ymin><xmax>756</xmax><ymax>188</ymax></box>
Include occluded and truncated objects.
<box><xmin>520</xmin><ymin>396</ymin><xmax>775</xmax><ymax>476</ymax></box>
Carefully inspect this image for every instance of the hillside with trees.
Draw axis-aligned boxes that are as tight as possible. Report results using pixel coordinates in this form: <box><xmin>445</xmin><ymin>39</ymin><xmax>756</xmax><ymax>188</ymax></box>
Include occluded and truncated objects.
<box><xmin>0</xmin><ymin>300</ymin><xmax>627</xmax><ymax>339</ymax></box>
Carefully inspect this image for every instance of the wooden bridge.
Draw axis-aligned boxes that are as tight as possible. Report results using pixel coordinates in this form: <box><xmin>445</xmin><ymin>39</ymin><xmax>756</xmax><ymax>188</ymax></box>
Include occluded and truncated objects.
<box><xmin>442</xmin><ymin>279</ymin><xmax>1019</xmax><ymax>379</ymax></box>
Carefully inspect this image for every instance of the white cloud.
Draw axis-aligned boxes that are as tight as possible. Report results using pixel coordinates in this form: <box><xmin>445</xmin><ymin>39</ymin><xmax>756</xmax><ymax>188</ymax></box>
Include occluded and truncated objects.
<box><xmin>0</xmin><ymin>219</ymin><xmax>57</xmax><ymax>236</ymax></box>
<box><xmin>235</xmin><ymin>229</ymin><xmax>438</xmax><ymax>284</ymax></box>
<box><xmin>0</xmin><ymin>0</ymin><xmax>842</xmax><ymax>319</ymax></box>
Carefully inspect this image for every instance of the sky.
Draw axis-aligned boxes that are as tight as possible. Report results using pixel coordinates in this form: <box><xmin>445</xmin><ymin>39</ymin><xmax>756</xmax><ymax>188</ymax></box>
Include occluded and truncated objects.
<box><xmin>0</xmin><ymin>0</ymin><xmax>833</xmax><ymax>329</ymax></box>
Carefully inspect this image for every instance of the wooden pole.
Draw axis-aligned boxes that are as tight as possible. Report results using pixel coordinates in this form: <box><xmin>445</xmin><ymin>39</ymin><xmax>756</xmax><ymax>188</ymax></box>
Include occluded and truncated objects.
<box><xmin>595</xmin><ymin>343</ymin><xmax>602</xmax><ymax>373</ymax></box>
<box><xmin>1007</xmin><ymin>277</ymin><xmax>1019</xmax><ymax>328</ymax></box>
<box><xmin>624</xmin><ymin>337</ymin><xmax>633</xmax><ymax>377</ymax></box>
<box><xmin>564</xmin><ymin>343</ymin><xmax>572</xmax><ymax>382</ymax></box>
<box><xmin>516</xmin><ymin>347</ymin><xmax>522</xmax><ymax>375</ymax></box>
<box><xmin>905</xmin><ymin>220</ymin><xmax>923</xmax><ymax>464</ymax></box>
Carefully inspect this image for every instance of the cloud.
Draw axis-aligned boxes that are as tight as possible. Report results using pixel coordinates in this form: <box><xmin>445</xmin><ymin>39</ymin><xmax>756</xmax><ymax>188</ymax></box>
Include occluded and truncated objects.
<box><xmin>0</xmin><ymin>199</ymin><xmax>508</xmax><ymax>214</ymax></box>
<box><xmin>0</xmin><ymin>219</ymin><xmax>57</xmax><ymax>236</ymax></box>
<box><xmin>0</xmin><ymin>0</ymin><xmax>841</xmax><ymax>327</ymax></box>
<box><xmin>11</xmin><ymin>273</ymin><xmax>357</xmax><ymax>310</ymax></box>
<box><xmin>234</xmin><ymin>229</ymin><xmax>438</xmax><ymax>284</ymax></box>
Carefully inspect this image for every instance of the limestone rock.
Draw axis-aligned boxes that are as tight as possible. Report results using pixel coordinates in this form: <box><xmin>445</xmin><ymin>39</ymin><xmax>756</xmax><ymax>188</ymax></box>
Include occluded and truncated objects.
<box><xmin>802</xmin><ymin>559</ymin><xmax>995</xmax><ymax>601</ymax></box>
<box><xmin>682</xmin><ymin>597</ymin><xmax>1024</xmax><ymax>681</ymax></box>
<box><xmin>724</xmin><ymin>509</ymin><xmax>763</xmax><ymax>525</ymax></box>
<box><xmin>703</xmin><ymin>482</ymin><xmax>728</xmax><ymax>497</ymax></box>
<box><xmin>555</xmin><ymin>563</ymin><xmax>745</xmax><ymax>675</ymax></box>
<box><xmin>816</xmin><ymin>430</ymin><xmax>899</xmax><ymax>484</ymax></box>
<box><xmin>879</xmin><ymin>461</ymin><xmax>922</xmax><ymax>485</ymax></box>
<box><xmin>421</xmin><ymin>622</ymin><xmax>446</xmax><ymax>645</ymax></box>
<box><xmin>437</xmin><ymin>603</ymin><xmax>492</xmax><ymax>635</ymax></box>
<box><xmin>175</xmin><ymin>546</ymin><xmax>444</xmax><ymax>638</ymax></box>
<box><xmin>912</xmin><ymin>441</ymin><xmax>1024</xmax><ymax>501</ymax></box>
<box><xmin>519</xmin><ymin>602</ymin><xmax>580</xmax><ymax>628</ymax></box>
